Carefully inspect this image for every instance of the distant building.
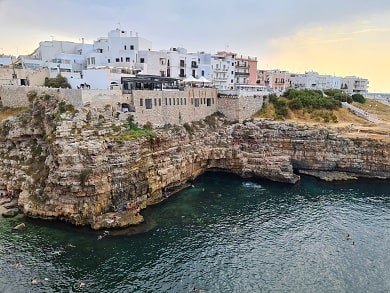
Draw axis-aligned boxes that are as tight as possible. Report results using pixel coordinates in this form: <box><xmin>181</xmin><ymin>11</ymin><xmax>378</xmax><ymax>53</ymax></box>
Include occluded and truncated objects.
<box><xmin>257</xmin><ymin>69</ymin><xmax>292</xmax><ymax>92</ymax></box>
<box><xmin>0</xmin><ymin>55</ymin><xmax>13</xmax><ymax>67</ymax></box>
<box><xmin>291</xmin><ymin>71</ymin><xmax>340</xmax><ymax>90</ymax></box>
<box><xmin>341</xmin><ymin>76</ymin><xmax>369</xmax><ymax>94</ymax></box>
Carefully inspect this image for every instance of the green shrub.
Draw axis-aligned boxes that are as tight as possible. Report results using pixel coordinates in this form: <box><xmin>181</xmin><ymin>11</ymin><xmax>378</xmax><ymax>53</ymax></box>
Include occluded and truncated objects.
<box><xmin>44</xmin><ymin>74</ymin><xmax>71</xmax><ymax>88</ymax></box>
<box><xmin>80</xmin><ymin>168</ymin><xmax>92</xmax><ymax>186</ymax></box>
<box><xmin>352</xmin><ymin>94</ymin><xmax>366</xmax><ymax>104</ymax></box>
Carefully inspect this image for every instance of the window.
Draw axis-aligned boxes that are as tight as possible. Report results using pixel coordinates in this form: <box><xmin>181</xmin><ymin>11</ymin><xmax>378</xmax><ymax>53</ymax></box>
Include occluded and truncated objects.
<box><xmin>192</xmin><ymin>70</ymin><xmax>196</xmax><ymax>77</ymax></box>
<box><xmin>159</xmin><ymin>99</ymin><xmax>161</xmax><ymax>106</ymax></box>
<box><xmin>145</xmin><ymin>99</ymin><xmax>152</xmax><ymax>109</ymax></box>
<box><xmin>154</xmin><ymin>99</ymin><xmax>157</xmax><ymax>106</ymax></box>
<box><xmin>124</xmin><ymin>45</ymin><xmax>127</xmax><ymax>50</ymax></box>
<box><xmin>140</xmin><ymin>58</ymin><xmax>145</xmax><ymax>63</ymax></box>
<box><xmin>108</xmin><ymin>59</ymin><xmax>110</xmax><ymax>63</ymax></box>
<box><xmin>180</xmin><ymin>60</ymin><xmax>185</xmax><ymax>67</ymax></box>
<box><xmin>116</xmin><ymin>58</ymin><xmax>120</xmax><ymax>62</ymax></box>
<box><xmin>201</xmin><ymin>70</ymin><xmax>205</xmax><ymax>76</ymax></box>
<box><xmin>169</xmin><ymin>98</ymin><xmax>171</xmax><ymax>105</ymax></box>
<box><xmin>194</xmin><ymin>98</ymin><xmax>199</xmax><ymax>107</ymax></box>
<box><xmin>140</xmin><ymin>98</ymin><xmax>143</xmax><ymax>107</ymax></box>
<box><xmin>120</xmin><ymin>57</ymin><xmax>123</xmax><ymax>62</ymax></box>
<box><xmin>126</xmin><ymin>57</ymin><xmax>130</xmax><ymax>62</ymax></box>
<box><xmin>207</xmin><ymin>98</ymin><xmax>211</xmax><ymax>106</ymax></box>
<box><xmin>130</xmin><ymin>45</ymin><xmax>134</xmax><ymax>50</ymax></box>
<box><xmin>177</xmin><ymin>98</ymin><xmax>179</xmax><ymax>105</ymax></box>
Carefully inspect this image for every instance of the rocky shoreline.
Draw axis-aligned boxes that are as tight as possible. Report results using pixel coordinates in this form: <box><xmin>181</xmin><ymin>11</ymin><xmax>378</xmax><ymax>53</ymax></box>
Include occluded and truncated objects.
<box><xmin>0</xmin><ymin>95</ymin><xmax>389</xmax><ymax>229</ymax></box>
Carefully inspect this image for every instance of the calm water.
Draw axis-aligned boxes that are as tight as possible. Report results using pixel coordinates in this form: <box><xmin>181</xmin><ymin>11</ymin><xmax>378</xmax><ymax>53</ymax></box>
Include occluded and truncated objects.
<box><xmin>0</xmin><ymin>173</ymin><xmax>389</xmax><ymax>292</ymax></box>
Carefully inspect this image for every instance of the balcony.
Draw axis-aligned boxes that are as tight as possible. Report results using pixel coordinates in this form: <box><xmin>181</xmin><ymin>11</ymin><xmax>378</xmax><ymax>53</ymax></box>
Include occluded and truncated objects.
<box><xmin>214</xmin><ymin>67</ymin><xmax>228</xmax><ymax>72</ymax></box>
<box><xmin>235</xmin><ymin>71</ymin><xmax>250</xmax><ymax>76</ymax></box>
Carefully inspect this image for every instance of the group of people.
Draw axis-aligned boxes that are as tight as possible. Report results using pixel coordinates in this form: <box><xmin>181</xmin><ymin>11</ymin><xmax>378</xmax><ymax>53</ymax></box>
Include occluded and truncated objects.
<box><xmin>123</xmin><ymin>200</ymin><xmax>141</xmax><ymax>216</ymax></box>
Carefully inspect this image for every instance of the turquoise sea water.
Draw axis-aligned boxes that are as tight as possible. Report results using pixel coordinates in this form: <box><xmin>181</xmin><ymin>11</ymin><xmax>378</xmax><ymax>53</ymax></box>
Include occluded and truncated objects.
<box><xmin>0</xmin><ymin>173</ymin><xmax>389</xmax><ymax>292</ymax></box>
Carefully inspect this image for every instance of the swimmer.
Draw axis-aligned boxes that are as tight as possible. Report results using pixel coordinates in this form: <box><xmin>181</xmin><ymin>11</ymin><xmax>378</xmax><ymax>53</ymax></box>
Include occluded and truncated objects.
<box><xmin>79</xmin><ymin>282</ymin><xmax>85</xmax><ymax>288</ymax></box>
<box><xmin>345</xmin><ymin>233</ymin><xmax>351</xmax><ymax>240</ymax></box>
<box><xmin>67</xmin><ymin>243</ymin><xmax>76</xmax><ymax>248</ymax></box>
<box><xmin>31</xmin><ymin>279</ymin><xmax>40</xmax><ymax>285</ymax></box>
<box><xmin>12</xmin><ymin>262</ymin><xmax>22</xmax><ymax>268</ymax></box>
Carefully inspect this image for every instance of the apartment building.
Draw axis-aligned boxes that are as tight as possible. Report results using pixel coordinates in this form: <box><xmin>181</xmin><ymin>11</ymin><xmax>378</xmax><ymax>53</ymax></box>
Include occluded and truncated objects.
<box><xmin>257</xmin><ymin>69</ymin><xmax>292</xmax><ymax>91</ymax></box>
<box><xmin>341</xmin><ymin>76</ymin><xmax>369</xmax><ymax>94</ymax></box>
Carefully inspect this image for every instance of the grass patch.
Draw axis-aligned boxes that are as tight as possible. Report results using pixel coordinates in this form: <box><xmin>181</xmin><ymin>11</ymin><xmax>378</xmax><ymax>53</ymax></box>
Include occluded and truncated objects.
<box><xmin>0</xmin><ymin>107</ymin><xmax>29</xmax><ymax>121</ymax></box>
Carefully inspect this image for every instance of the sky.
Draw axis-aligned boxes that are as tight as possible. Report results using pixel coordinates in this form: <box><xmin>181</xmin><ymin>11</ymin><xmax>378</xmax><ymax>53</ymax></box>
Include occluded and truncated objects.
<box><xmin>1</xmin><ymin>0</ymin><xmax>390</xmax><ymax>93</ymax></box>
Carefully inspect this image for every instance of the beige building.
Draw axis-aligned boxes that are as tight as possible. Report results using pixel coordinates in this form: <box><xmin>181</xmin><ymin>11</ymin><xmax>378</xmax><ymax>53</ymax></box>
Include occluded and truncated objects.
<box><xmin>341</xmin><ymin>76</ymin><xmax>369</xmax><ymax>94</ymax></box>
<box><xmin>0</xmin><ymin>67</ymin><xmax>49</xmax><ymax>86</ymax></box>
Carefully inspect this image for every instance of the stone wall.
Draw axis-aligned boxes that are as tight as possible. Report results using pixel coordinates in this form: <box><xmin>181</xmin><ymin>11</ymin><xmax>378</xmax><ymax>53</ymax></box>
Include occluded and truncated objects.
<box><xmin>129</xmin><ymin>87</ymin><xmax>218</xmax><ymax>127</ymax></box>
<box><xmin>0</xmin><ymin>85</ymin><xmax>82</xmax><ymax>108</ymax></box>
<box><xmin>0</xmin><ymin>85</ymin><xmax>264</xmax><ymax>126</ymax></box>
<box><xmin>81</xmin><ymin>89</ymin><xmax>122</xmax><ymax>108</ymax></box>
<box><xmin>0</xmin><ymin>68</ymin><xmax>49</xmax><ymax>86</ymax></box>
<box><xmin>217</xmin><ymin>94</ymin><xmax>264</xmax><ymax>122</ymax></box>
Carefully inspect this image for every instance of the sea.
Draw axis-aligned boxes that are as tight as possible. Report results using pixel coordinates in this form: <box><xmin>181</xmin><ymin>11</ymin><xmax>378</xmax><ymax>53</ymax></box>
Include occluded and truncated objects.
<box><xmin>0</xmin><ymin>172</ymin><xmax>389</xmax><ymax>293</ymax></box>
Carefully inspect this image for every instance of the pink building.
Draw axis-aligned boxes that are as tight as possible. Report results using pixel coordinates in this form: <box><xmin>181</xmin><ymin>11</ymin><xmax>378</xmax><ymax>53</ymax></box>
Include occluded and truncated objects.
<box><xmin>257</xmin><ymin>69</ymin><xmax>292</xmax><ymax>91</ymax></box>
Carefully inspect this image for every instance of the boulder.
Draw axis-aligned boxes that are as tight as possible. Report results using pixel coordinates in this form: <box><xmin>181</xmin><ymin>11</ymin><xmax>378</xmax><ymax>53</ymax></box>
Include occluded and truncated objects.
<box><xmin>2</xmin><ymin>208</ymin><xmax>19</xmax><ymax>218</ymax></box>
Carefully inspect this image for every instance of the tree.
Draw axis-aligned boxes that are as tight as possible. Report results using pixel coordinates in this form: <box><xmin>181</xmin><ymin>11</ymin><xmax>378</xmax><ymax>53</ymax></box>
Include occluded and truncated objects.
<box><xmin>351</xmin><ymin>94</ymin><xmax>366</xmax><ymax>104</ymax></box>
<box><xmin>44</xmin><ymin>74</ymin><xmax>71</xmax><ymax>88</ymax></box>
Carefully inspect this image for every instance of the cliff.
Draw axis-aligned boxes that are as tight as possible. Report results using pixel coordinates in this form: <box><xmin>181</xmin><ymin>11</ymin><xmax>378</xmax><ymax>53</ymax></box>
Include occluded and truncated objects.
<box><xmin>0</xmin><ymin>92</ymin><xmax>389</xmax><ymax>229</ymax></box>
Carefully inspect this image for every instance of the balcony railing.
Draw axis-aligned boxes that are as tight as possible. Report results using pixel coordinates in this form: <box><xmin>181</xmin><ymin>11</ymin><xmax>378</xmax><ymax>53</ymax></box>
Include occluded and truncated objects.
<box><xmin>235</xmin><ymin>72</ymin><xmax>250</xmax><ymax>76</ymax></box>
<box><xmin>214</xmin><ymin>68</ymin><xmax>228</xmax><ymax>72</ymax></box>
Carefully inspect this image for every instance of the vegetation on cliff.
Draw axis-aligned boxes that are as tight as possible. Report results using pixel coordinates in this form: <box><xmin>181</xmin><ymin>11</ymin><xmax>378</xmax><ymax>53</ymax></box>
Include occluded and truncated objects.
<box><xmin>0</xmin><ymin>107</ymin><xmax>28</xmax><ymax>121</ymax></box>
<box><xmin>254</xmin><ymin>89</ymin><xmax>348</xmax><ymax>123</ymax></box>
<box><xmin>44</xmin><ymin>74</ymin><xmax>71</xmax><ymax>89</ymax></box>
<box><xmin>111</xmin><ymin>115</ymin><xmax>155</xmax><ymax>141</ymax></box>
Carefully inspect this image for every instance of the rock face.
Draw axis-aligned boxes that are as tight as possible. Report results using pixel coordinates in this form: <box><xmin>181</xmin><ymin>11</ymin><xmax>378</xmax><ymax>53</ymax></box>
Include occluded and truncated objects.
<box><xmin>0</xmin><ymin>93</ymin><xmax>389</xmax><ymax>229</ymax></box>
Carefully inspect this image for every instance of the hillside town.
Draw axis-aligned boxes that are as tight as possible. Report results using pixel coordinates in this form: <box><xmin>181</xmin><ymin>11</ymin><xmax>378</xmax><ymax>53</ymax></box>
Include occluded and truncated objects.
<box><xmin>0</xmin><ymin>27</ymin><xmax>369</xmax><ymax>94</ymax></box>
<box><xmin>0</xmin><ymin>27</ymin><xmax>373</xmax><ymax>128</ymax></box>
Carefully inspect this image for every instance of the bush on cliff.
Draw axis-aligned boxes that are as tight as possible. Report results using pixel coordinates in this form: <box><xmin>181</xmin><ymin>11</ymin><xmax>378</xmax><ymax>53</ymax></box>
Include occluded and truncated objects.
<box><xmin>111</xmin><ymin>115</ymin><xmax>155</xmax><ymax>141</ymax></box>
<box><xmin>323</xmin><ymin>89</ymin><xmax>352</xmax><ymax>103</ymax></box>
<box><xmin>254</xmin><ymin>89</ymin><xmax>342</xmax><ymax>122</ymax></box>
<box><xmin>352</xmin><ymin>94</ymin><xmax>366</xmax><ymax>104</ymax></box>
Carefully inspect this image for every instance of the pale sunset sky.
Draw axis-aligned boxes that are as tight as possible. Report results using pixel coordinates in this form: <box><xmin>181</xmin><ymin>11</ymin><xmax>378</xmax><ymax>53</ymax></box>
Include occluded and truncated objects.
<box><xmin>1</xmin><ymin>0</ymin><xmax>389</xmax><ymax>93</ymax></box>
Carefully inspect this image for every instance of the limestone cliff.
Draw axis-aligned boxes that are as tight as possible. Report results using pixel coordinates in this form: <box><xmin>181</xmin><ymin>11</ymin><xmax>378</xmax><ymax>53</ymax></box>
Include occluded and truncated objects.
<box><xmin>0</xmin><ymin>92</ymin><xmax>389</xmax><ymax>229</ymax></box>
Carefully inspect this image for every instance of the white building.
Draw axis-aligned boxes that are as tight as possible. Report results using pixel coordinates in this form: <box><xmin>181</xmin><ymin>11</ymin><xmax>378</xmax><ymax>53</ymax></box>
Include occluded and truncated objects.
<box><xmin>197</xmin><ymin>52</ymin><xmax>212</xmax><ymax>81</ymax></box>
<box><xmin>0</xmin><ymin>55</ymin><xmax>13</xmax><ymax>67</ymax></box>
<box><xmin>291</xmin><ymin>71</ymin><xmax>341</xmax><ymax>90</ymax></box>
<box><xmin>341</xmin><ymin>76</ymin><xmax>369</xmax><ymax>94</ymax></box>
<box><xmin>86</xmin><ymin>29</ymin><xmax>152</xmax><ymax>70</ymax></box>
<box><xmin>19</xmin><ymin>40</ymin><xmax>93</xmax><ymax>77</ymax></box>
<box><xmin>211</xmin><ymin>53</ymin><xmax>236</xmax><ymax>90</ymax></box>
